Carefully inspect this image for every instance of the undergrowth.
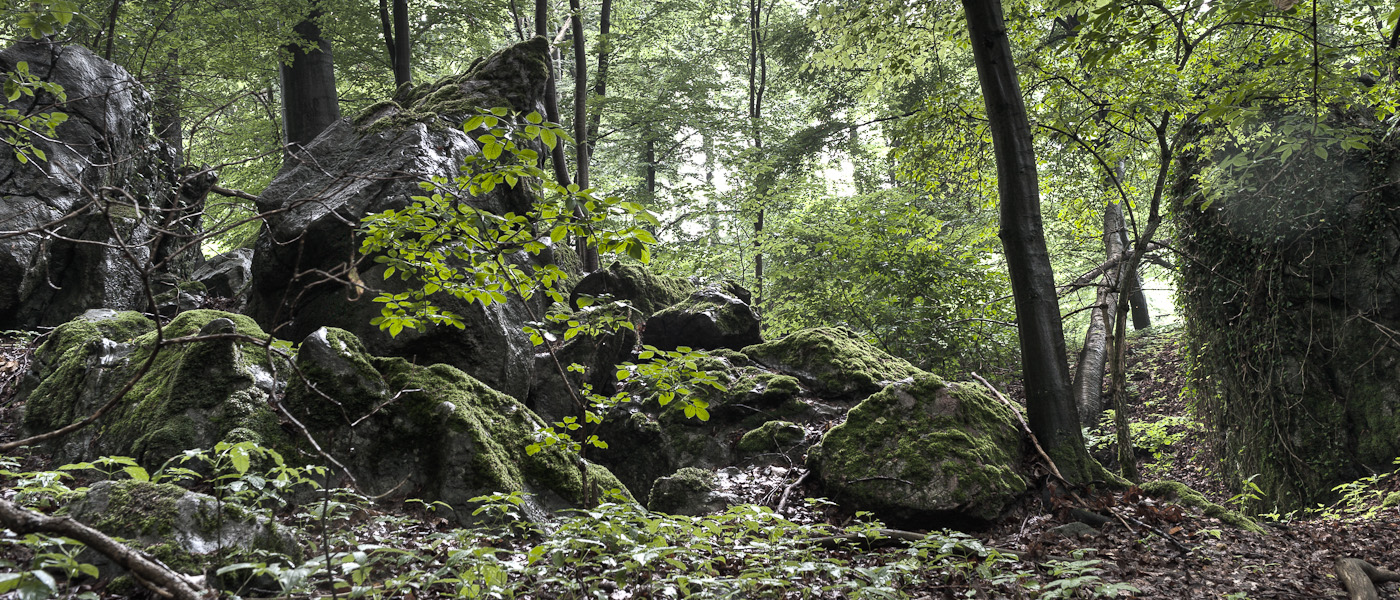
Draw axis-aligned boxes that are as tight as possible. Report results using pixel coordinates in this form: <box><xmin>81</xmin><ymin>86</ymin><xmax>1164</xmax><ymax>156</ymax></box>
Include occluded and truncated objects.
<box><xmin>0</xmin><ymin>443</ymin><xmax>1144</xmax><ymax>599</ymax></box>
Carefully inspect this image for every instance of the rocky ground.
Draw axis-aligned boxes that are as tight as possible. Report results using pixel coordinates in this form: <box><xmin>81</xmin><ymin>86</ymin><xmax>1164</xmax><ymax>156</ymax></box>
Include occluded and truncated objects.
<box><xmin>2</xmin><ymin>325</ymin><xmax>1399</xmax><ymax>599</ymax></box>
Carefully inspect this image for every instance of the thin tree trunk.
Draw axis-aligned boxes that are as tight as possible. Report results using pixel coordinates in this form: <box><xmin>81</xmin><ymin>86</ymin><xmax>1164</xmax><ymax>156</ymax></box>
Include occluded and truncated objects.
<box><xmin>748</xmin><ymin>0</ymin><xmax>766</xmax><ymax>310</ymax></box>
<box><xmin>101</xmin><ymin>0</ymin><xmax>121</xmax><ymax>60</ymax></box>
<box><xmin>378</xmin><ymin>0</ymin><xmax>396</xmax><ymax>70</ymax></box>
<box><xmin>509</xmin><ymin>0</ymin><xmax>526</xmax><ymax>41</ymax></box>
<box><xmin>569</xmin><ymin>0</ymin><xmax>598</xmax><ymax>273</ymax></box>
<box><xmin>392</xmin><ymin>0</ymin><xmax>411</xmax><ymax>89</ymax></box>
<box><xmin>280</xmin><ymin>5</ymin><xmax>341</xmax><ymax>149</ymax></box>
<box><xmin>1115</xmin><ymin>219</ymin><xmax>1152</xmax><ymax>329</ymax></box>
<box><xmin>585</xmin><ymin>0</ymin><xmax>611</xmax><ymax>154</ymax></box>
<box><xmin>961</xmin><ymin>0</ymin><xmax>1095</xmax><ymax>483</ymax></box>
<box><xmin>1072</xmin><ymin>198</ymin><xmax>1125</xmax><ymax>426</ymax></box>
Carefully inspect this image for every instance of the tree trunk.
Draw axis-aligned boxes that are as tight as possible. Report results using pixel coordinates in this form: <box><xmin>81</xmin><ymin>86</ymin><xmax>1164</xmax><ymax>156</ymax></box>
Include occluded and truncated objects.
<box><xmin>569</xmin><ymin>0</ymin><xmax>598</xmax><ymax>273</ymax></box>
<box><xmin>585</xmin><ymin>0</ymin><xmax>611</xmax><ymax>154</ymax></box>
<box><xmin>1073</xmin><ymin>199</ymin><xmax>1126</xmax><ymax>426</ymax></box>
<box><xmin>100</xmin><ymin>0</ymin><xmax>121</xmax><ymax>60</ymax></box>
<box><xmin>392</xmin><ymin>0</ymin><xmax>411</xmax><ymax>88</ymax></box>
<box><xmin>961</xmin><ymin>0</ymin><xmax>1096</xmax><ymax>483</ymax></box>
<box><xmin>280</xmin><ymin>6</ymin><xmax>341</xmax><ymax>149</ymax></box>
<box><xmin>1115</xmin><ymin>220</ymin><xmax>1152</xmax><ymax>329</ymax></box>
<box><xmin>748</xmin><ymin>0</ymin><xmax>767</xmax><ymax>311</ymax></box>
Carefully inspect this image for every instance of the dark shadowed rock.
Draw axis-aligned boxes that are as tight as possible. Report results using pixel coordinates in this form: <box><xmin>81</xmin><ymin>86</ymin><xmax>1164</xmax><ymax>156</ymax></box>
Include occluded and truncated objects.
<box><xmin>642</xmin><ymin>288</ymin><xmax>762</xmax><ymax>352</ymax></box>
<box><xmin>192</xmin><ymin>248</ymin><xmax>253</xmax><ymax>305</ymax></box>
<box><xmin>0</xmin><ymin>41</ymin><xmax>196</xmax><ymax>328</ymax></box>
<box><xmin>246</xmin><ymin>38</ymin><xmax>553</xmax><ymax>401</ymax></box>
<box><xmin>569</xmin><ymin>262</ymin><xmax>694</xmax><ymax>318</ymax></box>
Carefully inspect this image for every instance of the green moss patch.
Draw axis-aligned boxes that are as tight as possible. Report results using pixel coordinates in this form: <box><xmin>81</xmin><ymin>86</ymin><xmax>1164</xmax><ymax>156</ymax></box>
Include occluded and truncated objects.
<box><xmin>808</xmin><ymin>374</ymin><xmax>1027</xmax><ymax>527</ymax></box>
<box><xmin>1139</xmin><ymin>480</ymin><xmax>1263</xmax><ymax>533</ymax></box>
<box><xmin>743</xmin><ymin>327</ymin><xmax>923</xmax><ymax>400</ymax></box>
<box><xmin>736</xmin><ymin>421</ymin><xmax>804</xmax><ymax>455</ymax></box>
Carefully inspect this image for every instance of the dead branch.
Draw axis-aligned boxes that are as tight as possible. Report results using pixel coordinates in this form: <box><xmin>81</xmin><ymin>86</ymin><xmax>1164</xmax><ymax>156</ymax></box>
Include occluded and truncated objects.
<box><xmin>970</xmin><ymin>372</ymin><xmax>1066</xmax><ymax>483</ymax></box>
<box><xmin>775</xmin><ymin>469</ymin><xmax>809</xmax><ymax>514</ymax></box>
<box><xmin>208</xmin><ymin>185</ymin><xmax>259</xmax><ymax>202</ymax></box>
<box><xmin>1335</xmin><ymin>557</ymin><xmax>1400</xmax><ymax>600</ymax></box>
<box><xmin>0</xmin><ymin>497</ymin><xmax>212</xmax><ymax>600</ymax></box>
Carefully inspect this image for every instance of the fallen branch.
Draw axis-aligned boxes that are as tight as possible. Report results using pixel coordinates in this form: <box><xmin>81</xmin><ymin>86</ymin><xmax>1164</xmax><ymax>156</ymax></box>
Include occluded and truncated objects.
<box><xmin>0</xmin><ymin>497</ymin><xmax>211</xmax><ymax>600</ymax></box>
<box><xmin>1335</xmin><ymin>557</ymin><xmax>1400</xmax><ymax>600</ymax></box>
<box><xmin>775</xmin><ymin>469</ymin><xmax>809</xmax><ymax>514</ymax></box>
<box><xmin>806</xmin><ymin>528</ymin><xmax>1069</xmax><ymax>562</ymax></box>
<box><xmin>970</xmin><ymin>372</ymin><xmax>1065</xmax><ymax>482</ymax></box>
<box><xmin>208</xmin><ymin>185</ymin><xmax>260</xmax><ymax>202</ymax></box>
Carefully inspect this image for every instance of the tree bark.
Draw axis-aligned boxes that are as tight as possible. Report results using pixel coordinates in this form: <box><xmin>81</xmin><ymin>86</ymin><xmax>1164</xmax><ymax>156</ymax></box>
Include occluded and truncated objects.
<box><xmin>280</xmin><ymin>6</ymin><xmax>341</xmax><ymax>148</ymax></box>
<box><xmin>1073</xmin><ymin>198</ymin><xmax>1126</xmax><ymax>427</ymax></box>
<box><xmin>100</xmin><ymin>0</ymin><xmax>121</xmax><ymax>60</ymax></box>
<box><xmin>391</xmin><ymin>0</ymin><xmax>411</xmax><ymax>89</ymax></box>
<box><xmin>152</xmin><ymin>50</ymin><xmax>182</xmax><ymax>167</ymax></box>
<box><xmin>1335</xmin><ymin>557</ymin><xmax>1400</xmax><ymax>600</ymax></box>
<box><xmin>569</xmin><ymin>0</ymin><xmax>598</xmax><ymax>273</ymax></box>
<box><xmin>585</xmin><ymin>0</ymin><xmax>611</xmax><ymax>154</ymax></box>
<box><xmin>748</xmin><ymin>0</ymin><xmax>767</xmax><ymax>310</ymax></box>
<box><xmin>961</xmin><ymin>0</ymin><xmax>1095</xmax><ymax>482</ymax></box>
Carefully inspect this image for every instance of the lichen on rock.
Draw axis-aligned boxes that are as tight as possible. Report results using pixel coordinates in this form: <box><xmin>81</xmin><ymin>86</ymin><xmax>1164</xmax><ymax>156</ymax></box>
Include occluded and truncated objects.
<box><xmin>807</xmin><ymin>373</ymin><xmax>1027</xmax><ymax>527</ymax></box>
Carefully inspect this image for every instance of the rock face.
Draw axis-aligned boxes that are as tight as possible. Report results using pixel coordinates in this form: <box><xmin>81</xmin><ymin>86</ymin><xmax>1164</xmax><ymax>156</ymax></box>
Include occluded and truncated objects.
<box><xmin>642</xmin><ymin>288</ymin><xmax>762</xmax><ymax>351</ymax></box>
<box><xmin>0</xmin><ymin>42</ymin><xmax>196</xmax><ymax>329</ymax></box>
<box><xmin>646</xmin><ymin>467</ymin><xmax>737</xmax><ymax>516</ymax></box>
<box><xmin>807</xmin><ymin>373</ymin><xmax>1027</xmax><ymax>528</ymax></box>
<box><xmin>192</xmin><ymin>248</ymin><xmax>253</xmax><ymax>306</ymax></box>
<box><xmin>1176</xmin><ymin>117</ymin><xmax>1400</xmax><ymax>508</ymax></box>
<box><xmin>246</xmin><ymin>38</ymin><xmax>553</xmax><ymax>401</ymax></box>
<box><xmin>19</xmin><ymin>309</ymin><xmax>626</xmax><ymax>523</ymax></box>
<box><xmin>65</xmin><ymin>480</ymin><xmax>296</xmax><ymax>576</ymax></box>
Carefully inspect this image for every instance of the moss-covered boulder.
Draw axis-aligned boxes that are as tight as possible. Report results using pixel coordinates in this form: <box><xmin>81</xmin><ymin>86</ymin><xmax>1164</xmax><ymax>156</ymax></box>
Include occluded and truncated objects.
<box><xmin>646</xmin><ymin>467</ymin><xmax>737</xmax><ymax>516</ymax></box>
<box><xmin>64</xmin><ymin>480</ymin><xmax>297</xmax><ymax>578</ymax></box>
<box><xmin>643</xmin><ymin>289</ymin><xmax>762</xmax><ymax>352</ymax></box>
<box><xmin>743</xmin><ymin>327</ymin><xmax>922</xmax><ymax>401</ymax></box>
<box><xmin>807</xmin><ymin>373</ymin><xmax>1027</xmax><ymax>527</ymax></box>
<box><xmin>285</xmin><ymin>326</ymin><xmax>631</xmax><ymax>522</ymax></box>
<box><xmin>569</xmin><ymin>262</ymin><xmax>695</xmax><ymax>319</ymax></box>
<box><xmin>22</xmin><ymin>309</ymin><xmax>289</xmax><ymax>466</ymax></box>
<box><xmin>736</xmin><ymin>421</ymin><xmax>806</xmax><ymax>455</ymax></box>
<box><xmin>21</xmin><ymin>311</ymin><xmax>631</xmax><ymax>524</ymax></box>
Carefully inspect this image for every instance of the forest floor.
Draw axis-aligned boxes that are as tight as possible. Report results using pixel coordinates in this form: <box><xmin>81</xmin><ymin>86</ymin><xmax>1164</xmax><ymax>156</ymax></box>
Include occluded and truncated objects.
<box><xmin>1</xmin><ymin>326</ymin><xmax>1399</xmax><ymax>598</ymax></box>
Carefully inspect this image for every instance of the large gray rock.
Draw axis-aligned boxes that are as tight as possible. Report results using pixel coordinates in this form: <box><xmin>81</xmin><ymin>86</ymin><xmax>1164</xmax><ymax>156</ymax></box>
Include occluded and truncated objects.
<box><xmin>0</xmin><ymin>42</ymin><xmax>197</xmax><ymax>328</ymax></box>
<box><xmin>806</xmin><ymin>373</ymin><xmax>1027</xmax><ymax>528</ymax></box>
<box><xmin>246</xmin><ymin>38</ymin><xmax>553</xmax><ymax>401</ymax></box>
<box><xmin>642</xmin><ymin>288</ymin><xmax>762</xmax><ymax>351</ymax></box>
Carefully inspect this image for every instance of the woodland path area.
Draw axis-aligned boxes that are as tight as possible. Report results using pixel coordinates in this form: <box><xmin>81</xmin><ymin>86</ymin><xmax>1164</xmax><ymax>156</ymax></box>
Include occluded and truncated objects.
<box><xmin>2</xmin><ymin>326</ymin><xmax>1398</xmax><ymax>599</ymax></box>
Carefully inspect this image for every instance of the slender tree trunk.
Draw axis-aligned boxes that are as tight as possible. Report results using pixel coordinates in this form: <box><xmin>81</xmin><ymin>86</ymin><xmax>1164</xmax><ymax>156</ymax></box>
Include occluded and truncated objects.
<box><xmin>101</xmin><ymin>0</ymin><xmax>121</xmax><ymax>60</ymax></box>
<box><xmin>280</xmin><ymin>5</ymin><xmax>341</xmax><ymax>149</ymax></box>
<box><xmin>961</xmin><ymin>0</ymin><xmax>1095</xmax><ymax>482</ymax></box>
<box><xmin>392</xmin><ymin>0</ymin><xmax>411</xmax><ymax>89</ymax></box>
<box><xmin>585</xmin><ymin>0</ymin><xmax>611</xmax><ymax>153</ymax></box>
<box><xmin>644</xmin><ymin>132</ymin><xmax>656</xmax><ymax>199</ymax></box>
<box><xmin>152</xmin><ymin>48</ymin><xmax>182</xmax><ymax>167</ymax></box>
<box><xmin>1072</xmin><ymin>199</ymin><xmax>1124</xmax><ymax>428</ymax></box>
<box><xmin>509</xmin><ymin>0</ymin><xmax>526</xmax><ymax>41</ymax></box>
<box><xmin>569</xmin><ymin>0</ymin><xmax>598</xmax><ymax>273</ymax></box>
<box><xmin>748</xmin><ymin>0</ymin><xmax>767</xmax><ymax>310</ymax></box>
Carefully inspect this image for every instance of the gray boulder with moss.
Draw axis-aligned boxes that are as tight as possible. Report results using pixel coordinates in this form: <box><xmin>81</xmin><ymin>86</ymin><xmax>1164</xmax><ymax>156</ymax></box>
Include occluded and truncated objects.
<box><xmin>20</xmin><ymin>310</ymin><xmax>630</xmax><ymax>524</ymax></box>
<box><xmin>643</xmin><ymin>288</ymin><xmax>762</xmax><ymax>352</ymax></box>
<box><xmin>246</xmin><ymin>38</ymin><xmax>555</xmax><ymax>401</ymax></box>
<box><xmin>569</xmin><ymin>262</ymin><xmax>695</xmax><ymax>319</ymax></box>
<box><xmin>807</xmin><ymin>373</ymin><xmax>1027</xmax><ymax>528</ymax></box>
<box><xmin>743</xmin><ymin>327</ymin><xmax>922</xmax><ymax>401</ymax></box>
<box><xmin>64</xmin><ymin>480</ymin><xmax>297</xmax><ymax>578</ymax></box>
<box><xmin>647</xmin><ymin>467</ymin><xmax>737</xmax><ymax>516</ymax></box>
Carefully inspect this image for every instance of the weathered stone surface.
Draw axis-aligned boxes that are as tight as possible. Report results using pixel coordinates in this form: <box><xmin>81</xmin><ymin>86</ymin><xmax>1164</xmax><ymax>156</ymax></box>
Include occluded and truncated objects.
<box><xmin>736</xmin><ymin>420</ymin><xmax>805</xmax><ymax>456</ymax></box>
<box><xmin>807</xmin><ymin>373</ymin><xmax>1027</xmax><ymax>528</ymax></box>
<box><xmin>246</xmin><ymin>38</ymin><xmax>553</xmax><ymax>401</ymax></box>
<box><xmin>65</xmin><ymin>480</ymin><xmax>297</xmax><ymax>576</ymax></box>
<box><xmin>0</xmin><ymin>42</ymin><xmax>197</xmax><ymax>328</ymax></box>
<box><xmin>743</xmin><ymin>327</ymin><xmax>922</xmax><ymax>401</ymax></box>
<box><xmin>642</xmin><ymin>288</ymin><xmax>762</xmax><ymax>352</ymax></box>
<box><xmin>192</xmin><ymin>248</ymin><xmax>253</xmax><ymax>304</ymax></box>
<box><xmin>647</xmin><ymin>467</ymin><xmax>737</xmax><ymax>516</ymax></box>
<box><xmin>18</xmin><ymin>309</ymin><xmax>629</xmax><ymax>523</ymax></box>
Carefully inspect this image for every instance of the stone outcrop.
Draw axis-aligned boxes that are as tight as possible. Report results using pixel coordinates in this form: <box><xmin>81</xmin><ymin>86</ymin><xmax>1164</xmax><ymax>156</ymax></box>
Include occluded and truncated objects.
<box><xmin>19</xmin><ymin>309</ymin><xmax>626</xmax><ymax>524</ymax></box>
<box><xmin>0</xmin><ymin>42</ymin><xmax>198</xmax><ymax>329</ymax></box>
<box><xmin>742</xmin><ymin>327</ymin><xmax>922</xmax><ymax>400</ymax></box>
<box><xmin>642</xmin><ymin>288</ymin><xmax>762</xmax><ymax>352</ymax></box>
<box><xmin>807</xmin><ymin>373</ymin><xmax>1027</xmax><ymax>527</ymax></box>
<box><xmin>246</xmin><ymin>38</ymin><xmax>553</xmax><ymax>401</ymax></box>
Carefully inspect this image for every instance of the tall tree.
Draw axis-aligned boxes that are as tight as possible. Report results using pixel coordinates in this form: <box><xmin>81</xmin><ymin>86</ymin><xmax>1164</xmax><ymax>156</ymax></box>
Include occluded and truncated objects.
<box><xmin>569</xmin><ymin>0</ymin><xmax>598</xmax><ymax>272</ymax></box>
<box><xmin>960</xmin><ymin>0</ymin><xmax>1096</xmax><ymax>482</ymax></box>
<box><xmin>378</xmin><ymin>0</ymin><xmax>411</xmax><ymax>89</ymax></box>
<box><xmin>747</xmin><ymin>0</ymin><xmax>768</xmax><ymax>310</ymax></box>
<box><xmin>280</xmin><ymin>4</ymin><xmax>340</xmax><ymax>148</ymax></box>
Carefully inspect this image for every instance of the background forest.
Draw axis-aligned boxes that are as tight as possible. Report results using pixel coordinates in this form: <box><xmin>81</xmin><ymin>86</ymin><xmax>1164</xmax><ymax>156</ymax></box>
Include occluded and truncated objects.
<box><xmin>4</xmin><ymin>0</ymin><xmax>1400</xmax><ymax>598</ymax></box>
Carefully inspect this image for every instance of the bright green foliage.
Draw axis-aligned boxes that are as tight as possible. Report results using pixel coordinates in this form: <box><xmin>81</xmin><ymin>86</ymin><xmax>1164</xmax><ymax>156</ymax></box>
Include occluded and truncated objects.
<box><xmin>358</xmin><ymin>107</ymin><xmax>658</xmax><ymax>337</ymax></box>
<box><xmin>2</xmin><ymin>2</ymin><xmax>74</xmax><ymax>165</ymax></box>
